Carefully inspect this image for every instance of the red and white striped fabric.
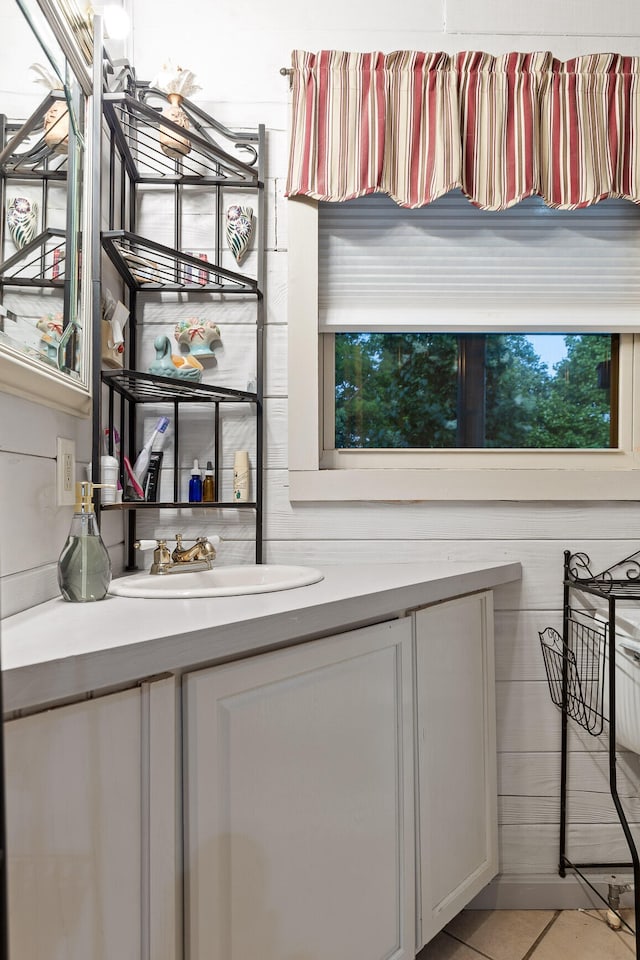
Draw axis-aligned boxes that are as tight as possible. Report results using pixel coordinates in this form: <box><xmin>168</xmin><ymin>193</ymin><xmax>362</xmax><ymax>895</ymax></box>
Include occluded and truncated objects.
<box><xmin>285</xmin><ymin>50</ymin><xmax>640</xmax><ymax>210</ymax></box>
<box><xmin>539</xmin><ymin>54</ymin><xmax>640</xmax><ymax>208</ymax></box>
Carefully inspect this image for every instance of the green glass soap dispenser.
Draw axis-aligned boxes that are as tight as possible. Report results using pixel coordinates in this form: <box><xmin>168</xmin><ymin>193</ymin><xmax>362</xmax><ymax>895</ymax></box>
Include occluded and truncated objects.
<box><xmin>57</xmin><ymin>481</ymin><xmax>112</xmax><ymax>602</ymax></box>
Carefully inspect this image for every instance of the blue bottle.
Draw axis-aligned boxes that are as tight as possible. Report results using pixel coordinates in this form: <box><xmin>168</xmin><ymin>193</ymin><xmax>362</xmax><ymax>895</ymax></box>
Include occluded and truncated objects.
<box><xmin>189</xmin><ymin>459</ymin><xmax>203</xmax><ymax>503</ymax></box>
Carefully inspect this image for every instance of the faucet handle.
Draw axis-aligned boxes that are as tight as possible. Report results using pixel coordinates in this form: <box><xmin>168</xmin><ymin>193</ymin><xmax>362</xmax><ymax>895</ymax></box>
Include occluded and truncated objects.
<box><xmin>135</xmin><ymin>539</ymin><xmax>163</xmax><ymax>551</ymax></box>
<box><xmin>136</xmin><ymin>536</ymin><xmax>220</xmax><ymax>551</ymax></box>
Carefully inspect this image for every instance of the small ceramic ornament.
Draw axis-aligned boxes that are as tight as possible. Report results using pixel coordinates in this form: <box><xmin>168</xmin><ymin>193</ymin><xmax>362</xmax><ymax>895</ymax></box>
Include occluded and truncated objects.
<box><xmin>150</xmin><ymin>62</ymin><xmax>201</xmax><ymax>160</ymax></box>
<box><xmin>36</xmin><ymin>312</ymin><xmax>63</xmax><ymax>361</ymax></box>
<box><xmin>31</xmin><ymin>63</ymin><xmax>69</xmax><ymax>154</ymax></box>
<box><xmin>159</xmin><ymin>95</ymin><xmax>191</xmax><ymax>159</ymax></box>
<box><xmin>7</xmin><ymin>196</ymin><xmax>38</xmax><ymax>250</ymax></box>
<box><xmin>43</xmin><ymin>99</ymin><xmax>69</xmax><ymax>154</ymax></box>
<box><xmin>226</xmin><ymin>204</ymin><xmax>254</xmax><ymax>266</ymax></box>
<box><xmin>148</xmin><ymin>334</ymin><xmax>203</xmax><ymax>381</ymax></box>
<box><xmin>174</xmin><ymin>318</ymin><xmax>221</xmax><ymax>356</ymax></box>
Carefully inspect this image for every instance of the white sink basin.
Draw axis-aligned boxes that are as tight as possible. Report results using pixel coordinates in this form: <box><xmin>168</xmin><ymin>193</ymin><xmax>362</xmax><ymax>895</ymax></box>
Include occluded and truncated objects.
<box><xmin>108</xmin><ymin>564</ymin><xmax>324</xmax><ymax>599</ymax></box>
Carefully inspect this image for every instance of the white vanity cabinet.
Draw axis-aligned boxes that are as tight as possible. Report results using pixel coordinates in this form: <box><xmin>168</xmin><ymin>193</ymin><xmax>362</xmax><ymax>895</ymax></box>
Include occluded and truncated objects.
<box><xmin>414</xmin><ymin>591</ymin><xmax>498</xmax><ymax>949</ymax></box>
<box><xmin>184</xmin><ymin>618</ymin><xmax>415</xmax><ymax>960</ymax></box>
<box><xmin>4</xmin><ymin>677</ymin><xmax>179</xmax><ymax>960</ymax></box>
<box><xmin>2</xmin><ymin>565</ymin><xmax>515</xmax><ymax>960</ymax></box>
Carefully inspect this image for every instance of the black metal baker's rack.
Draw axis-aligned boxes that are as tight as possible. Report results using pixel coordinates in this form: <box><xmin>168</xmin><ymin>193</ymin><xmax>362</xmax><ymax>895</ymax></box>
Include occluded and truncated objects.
<box><xmin>93</xmin><ymin>71</ymin><xmax>265</xmax><ymax>569</ymax></box>
<box><xmin>540</xmin><ymin>549</ymin><xmax>640</xmax><ymax>955</ymax></box>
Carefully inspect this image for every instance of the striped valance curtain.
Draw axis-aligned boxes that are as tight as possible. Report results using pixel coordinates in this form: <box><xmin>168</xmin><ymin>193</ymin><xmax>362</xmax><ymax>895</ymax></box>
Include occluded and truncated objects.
<box><xmin>285</xmin><ymin>49</ymin><xmax>640</xmax><ymax>210</ymax></box>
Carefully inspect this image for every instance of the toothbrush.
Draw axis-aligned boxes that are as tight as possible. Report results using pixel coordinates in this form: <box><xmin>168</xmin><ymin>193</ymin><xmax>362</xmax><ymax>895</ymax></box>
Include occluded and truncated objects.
<box><xmin>123</xmin><ymin>456</ymin><xmax>145</xmax><ymax>500</ymax></box>
<box><xmin>133</xmin><ymin>416</ymin><xmax>170</xmax><ymax>485</ymax></box>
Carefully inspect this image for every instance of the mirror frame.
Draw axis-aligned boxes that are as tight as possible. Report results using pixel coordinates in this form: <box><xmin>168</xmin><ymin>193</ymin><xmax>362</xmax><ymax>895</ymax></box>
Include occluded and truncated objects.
<box><xmin>0</xmin><ymin>0</ymin><xmax>95</xmax><ymax>417</ymax></box>
<box><xmin>32</xmin><ymin>0</ymin><xmax>93</xmax><ymax>97</ymax></box>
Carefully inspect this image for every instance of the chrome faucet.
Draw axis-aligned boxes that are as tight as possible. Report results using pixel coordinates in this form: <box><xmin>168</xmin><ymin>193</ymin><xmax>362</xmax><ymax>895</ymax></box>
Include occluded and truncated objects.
<box><xmin>135</xmin><ymin>534</ymin><xmax>218</xmax><ymax>575</ymax></box>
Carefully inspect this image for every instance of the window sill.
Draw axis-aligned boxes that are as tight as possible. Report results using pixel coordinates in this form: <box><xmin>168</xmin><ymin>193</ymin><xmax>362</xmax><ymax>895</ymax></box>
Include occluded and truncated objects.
<box><xmin>289</xmin><ymin>464</ymin><xmax>640</xmax><ymax>501</ymax></box>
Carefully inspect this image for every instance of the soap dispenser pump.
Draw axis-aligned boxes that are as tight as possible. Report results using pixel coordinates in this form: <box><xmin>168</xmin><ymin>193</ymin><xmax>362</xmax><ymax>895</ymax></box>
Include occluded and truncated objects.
<box><xmin>57</xmin><ymin>481</ymin><xmax>112</xmax><ymax>602</ymax></box>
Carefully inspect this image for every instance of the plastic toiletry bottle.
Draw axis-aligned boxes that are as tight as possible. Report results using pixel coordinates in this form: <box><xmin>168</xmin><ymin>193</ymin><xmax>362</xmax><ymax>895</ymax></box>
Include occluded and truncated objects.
<box><xmin>133</xmin><ymin>416</ymin><xmax>170</xmax><ymax>487</ymax></box>
<box><xmin>104</xmin><ymin>426</ymin><xmax>124</xmax><ymax>501</ymax></box>
<box><xmin>189</xmin><ymin>459</ymin><xmax>203</xmax><ymax>503</ymax></box>
<box><xmin>57</xmin><ymin>481</ymin><xmax>112</xmax><ymax>602</ymax></box>
<box><xmin>233</xmin><ymin>450</ymin><xmax>249</xmax><ymax>502</ymax></box>
<box><xmin>203</xmin><ymin>460</ymin><xmax>215</xmax><ymax>502</ymax></box>
<box><xmin>101</xmin><ymin>427</ymin><xmax>121</xmax><ymax>504</ymax></box>
<box><xmin>100</xmin><ymin>455</ymin><xmax>119</xmax><ymax>503</ymax></box>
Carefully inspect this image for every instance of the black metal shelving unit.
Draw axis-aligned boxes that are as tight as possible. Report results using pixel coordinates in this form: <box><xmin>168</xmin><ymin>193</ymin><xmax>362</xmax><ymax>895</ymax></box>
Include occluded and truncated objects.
<box><xmin>101</xmin><ymin>370</ymin><xmax>262</xmax><ymax>551</ymax></box>
<box><xmin>94</xmin><ymin>78</ymin><xmax>265</xmax><ymax>568</ymax></box>
<box><xmin>540</xmin><ymin>549</ymin><xmax>640</xmax><ymax>956</ymax></box>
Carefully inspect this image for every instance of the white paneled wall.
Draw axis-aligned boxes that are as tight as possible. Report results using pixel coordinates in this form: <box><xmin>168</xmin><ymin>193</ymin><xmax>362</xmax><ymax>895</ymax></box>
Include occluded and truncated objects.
<box><xmin>0</xmin><ymin>445</ymin><xmax>78</xmax><ymax>611</ymax></box>
<box><xmin>446</xmin><ymin>0</ymin><xmax>640</xmax><ymax>37</ymax></box>
<box><xmin>0</xmin><ymin>394</ymin><xmax>123</xmax><ymax>618</ymax></box>
<box><xmin>2</xmin><ymin>0</ymin><xmax>640</xmax><ymax>906</ymax></box>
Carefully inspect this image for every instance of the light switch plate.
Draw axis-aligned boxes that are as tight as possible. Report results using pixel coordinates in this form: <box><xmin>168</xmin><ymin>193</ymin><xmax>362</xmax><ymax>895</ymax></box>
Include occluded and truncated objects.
<box><xmin>56</xmin><ymin>437</ymin><xmax>76</xmax><ymax>506</ymax></box>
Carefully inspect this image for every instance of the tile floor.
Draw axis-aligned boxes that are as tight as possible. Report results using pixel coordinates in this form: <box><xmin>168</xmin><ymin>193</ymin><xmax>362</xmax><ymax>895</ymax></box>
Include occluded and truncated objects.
<box><xmin>417</xmin><ymin>908</ymin><xmax>636</xmax><ymax>959</ymax></box>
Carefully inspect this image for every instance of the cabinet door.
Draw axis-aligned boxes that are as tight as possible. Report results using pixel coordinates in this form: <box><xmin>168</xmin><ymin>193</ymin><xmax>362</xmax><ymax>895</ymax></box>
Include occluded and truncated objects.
<box><xmin>5</xmin><ymin>678</ymin><xmax>180</xmax><ymax>960</ymax></box>
<box><xmin>415</xmin><ymin>592</ymin><xmax>498</xmax><ymax>948</ymax></box>
<box><xmin>185</xmin><ymin>619</ymin><xmax>415</xmax><ymax>960</ymax></box>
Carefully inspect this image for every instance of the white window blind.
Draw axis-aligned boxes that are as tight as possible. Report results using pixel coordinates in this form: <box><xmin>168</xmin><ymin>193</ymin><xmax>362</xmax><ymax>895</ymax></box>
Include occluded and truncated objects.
<box><xmin>318</xmin><ymin>191</ymin><xmax>640</xmax><ymax>333</ymax></box>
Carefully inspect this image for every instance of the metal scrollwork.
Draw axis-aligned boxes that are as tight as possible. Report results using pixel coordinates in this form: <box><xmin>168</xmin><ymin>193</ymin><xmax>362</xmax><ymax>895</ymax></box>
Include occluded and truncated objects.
<box><xmin>235</xmin><ymin>142</ymin><xmax>258</xmax><ymax>166</ymax></box>
<box><xmin>621</xmin><ymin>557</ymin><xmax>640</xmax><ymax>582</ymax></box>
<box><xmin>567</xmin><ymin>552</ymin><xmax>594</xmax><ymax>582</ymax></box>
<box><xmin>567</xmin><ymin>548</ymin><xmax>640</xmax><ymax>595</ymax></box>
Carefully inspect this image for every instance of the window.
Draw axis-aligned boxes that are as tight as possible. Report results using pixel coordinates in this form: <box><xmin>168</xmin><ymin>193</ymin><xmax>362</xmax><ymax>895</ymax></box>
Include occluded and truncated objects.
<box><xmin>287</xmin><ymin>196</ymin><xmax>640</xmax><ymax>501</ymax></box>
<box><xmin>332</xmin><ymin>333</ymin><xmax>618</xmax><ymax>451</ymax></box>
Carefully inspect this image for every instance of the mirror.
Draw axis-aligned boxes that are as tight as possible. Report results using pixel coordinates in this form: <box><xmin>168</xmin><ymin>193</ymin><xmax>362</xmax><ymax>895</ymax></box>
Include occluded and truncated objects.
<box><xmin>0</xmin><ymin>0</ymin><xmax>93</xmax><ymax>416</ymax></box>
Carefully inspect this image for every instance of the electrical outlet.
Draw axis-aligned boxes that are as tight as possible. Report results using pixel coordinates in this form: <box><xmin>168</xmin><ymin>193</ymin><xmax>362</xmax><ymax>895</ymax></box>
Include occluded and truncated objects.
<box><xmin>56</xmin><ymin>437</ymin><xmax>76</xmax><ymax>506</ymax></box>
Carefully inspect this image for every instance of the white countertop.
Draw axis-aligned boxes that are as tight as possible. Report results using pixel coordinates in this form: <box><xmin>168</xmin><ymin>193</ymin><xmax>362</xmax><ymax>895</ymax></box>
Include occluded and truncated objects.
<box><xmin>1</xmin><ymin>561</ymin><xmax>521</xmax><ymax>715</ymax></box>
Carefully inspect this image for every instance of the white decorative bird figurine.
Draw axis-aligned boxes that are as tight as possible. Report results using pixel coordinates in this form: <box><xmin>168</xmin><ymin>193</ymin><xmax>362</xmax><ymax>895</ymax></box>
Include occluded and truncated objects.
<box><xmin>226</xmin><ymin>204</ymin><xmax>254</xmax><ymax>266</ymax></box>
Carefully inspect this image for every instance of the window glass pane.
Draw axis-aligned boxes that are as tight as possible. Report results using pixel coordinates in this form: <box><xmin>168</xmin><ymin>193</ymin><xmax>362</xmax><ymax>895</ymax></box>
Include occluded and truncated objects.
<box><xmin>334</xmin><ymin>333</ymin><xmax>617</xmax><ymax>450</ymax></box>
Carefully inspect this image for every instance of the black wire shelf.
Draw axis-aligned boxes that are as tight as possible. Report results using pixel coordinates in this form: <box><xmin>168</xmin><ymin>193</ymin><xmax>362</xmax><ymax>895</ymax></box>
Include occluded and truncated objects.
<box><xmin>102</xmin><ymin>369</ymin><xmax>257</xmax><ymax>404</ymax></box>
<box><xmin>0</xmin><ymin>94</ymin><xmax>70</xmax><ymax>177</ymax></box>
<box><xmin>102</xmin><ymin>500</ymin><xmax>257</xmax><ymax>510</ymax></box>
<box><xmin>565</xmin><ymin>549</ymin><xmax>640</xmax><ymax>599</ymax></box>
<box><xmin>0</xmin><ymin>228</ymin><xmax>66</xmax><ymax>285</ymax></box>
<box><xmin>103</xmin><ymin>91</ymin><xmax>260</xmax><ymax>185</ymax></box>
<box><xmin>102</xmin><ymin>230</ymin><xmax>258</xmax><ymax>293</ymax></box>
